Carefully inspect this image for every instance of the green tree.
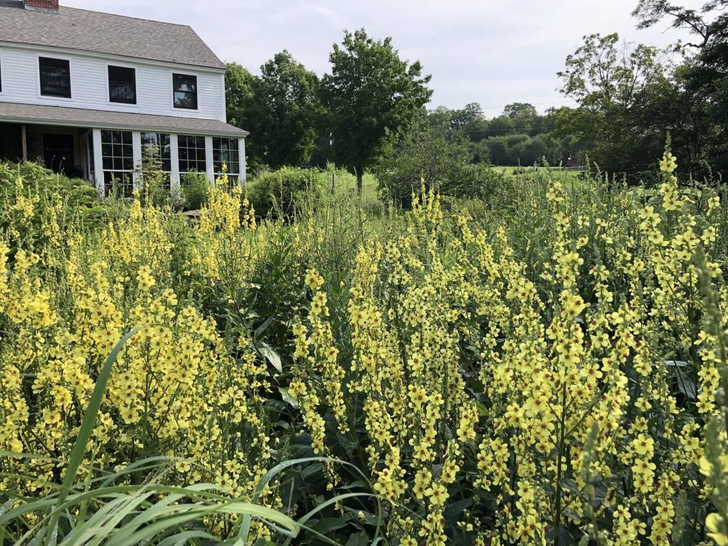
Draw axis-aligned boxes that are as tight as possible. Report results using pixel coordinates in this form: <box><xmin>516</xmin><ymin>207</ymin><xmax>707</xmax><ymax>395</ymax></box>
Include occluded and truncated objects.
<box><xmin>634</xmin><ymin>0</ymin><xmax>728</xmax><ymax>175</ymax></box>
<box><xmin>225</xmin><ymin>54</ymin><xmax>322</xmax><ymax>171</ymax></box>
<box><xmin>503</xmin><ymin>102</ymin><xmax>538</xmax><ymax>119</ymax></box>
<box><xmin>255</xmin><ymin>51</ymin><xmax>323</xmax><ymax>169</ymax></box>
<box><xmin>633</xmin><ymin>0</ymin><xmax>727</xmax><ymax>49</ymax></box>
<box><xmin>375</xmin><ymin>118</ymin><xmax>470</xmax><ymax>205</ymax></box>
<box><xmin>556</xmin><ymin>33</ymin><xmax>671</xmax><ymax>176</ymax></box>
<box><xmin>503</xmin><ymin>102</ymin><xmax>538</xmax><ymax>135</ymax></box>
<box><xmin>225</xmin><ymin>62</ymin><xmax>264</xmax><ymax>169</ymax></box>
<box><xmin>485</xmin><ymin>116</ymin><xmax>516</xmax><ymax>138</ymax></box>
<box><xmin>225</xmin><ymin>62</ymin><xmax>257</xmax><ymax>129</ymax></box>
<box><xmin>321</xmin><ymin>29</ymin><xmax>433</xmax><ymax>193</ymax></box>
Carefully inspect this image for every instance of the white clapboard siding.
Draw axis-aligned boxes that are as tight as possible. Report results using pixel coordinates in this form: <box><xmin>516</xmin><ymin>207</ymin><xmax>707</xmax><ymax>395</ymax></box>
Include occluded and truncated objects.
<box><xmin>0</xmin><ymin>45</ymin><xmax>226</xmax><ymax>121</ymax></box>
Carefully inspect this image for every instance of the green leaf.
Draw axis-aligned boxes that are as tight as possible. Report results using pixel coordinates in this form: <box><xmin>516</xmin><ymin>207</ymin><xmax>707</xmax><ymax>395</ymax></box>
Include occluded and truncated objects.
<box><xmin>309</xmin><ymin>515</ymin><xmax>352</xmax><ymax>534</ymax></box>
<box><xmin>48</xmin><ymin>327</ymin><xmax>142</xmax><ymax>544</ymax></box>
<box><xmin>255</xmin><ymin>341</ymin><xmax>283</xmax><ymax>373</ymax></box>
<box><xmin>278</xmin><ymin>387</ymin><xmax>299</xmax><ymax>409</ymax></box>
<box><xmin>346</xmin><ymin>532</ymin><xmax>370</xmax><ymax>546</ymax></box>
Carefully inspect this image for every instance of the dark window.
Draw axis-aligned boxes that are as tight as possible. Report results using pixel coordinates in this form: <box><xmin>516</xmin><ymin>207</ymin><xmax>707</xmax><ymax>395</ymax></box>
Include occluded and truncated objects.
<box><xmin>0</xmin><ymin>55</ymin><xmax>3</xmax><ymax>93</ymax></box>
<box><xmin>173</xmin><ymin>73</ymin><xmax>197</xmax><ymax>110</ymax></box>
<box><xmin>141</xmin><ymin>133</ymin><xmax>172</xmax><ymax>190</ymax></box>
<box><xmin>108</xmin><ymin>66</ymin><xmax>136</xmax><ymax>104</ymax></box>
<box><xmin>178</xmin><ymin>135</ymin><xmax>206</xmax><ymax>174</ymax></box>
<box><xmin>213</xmin><ymin>138</ymin><xmax>240</xmax><ymax>180</ymax></box>
<box><xmin>39</xmin><ymin>57</ymin><xmax>71</xmax><ymax>98</ymax></box>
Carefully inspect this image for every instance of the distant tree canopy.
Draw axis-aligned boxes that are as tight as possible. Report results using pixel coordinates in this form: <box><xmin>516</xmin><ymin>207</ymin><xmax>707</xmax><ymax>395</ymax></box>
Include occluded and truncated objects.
<box><xmin>550</xmin><ymin>1</ymin><xmax>728</xmax><ymax>179</ymax></box>
<box><xmin>223</xmin><ymin>4</ymin><xmax>727</xmax><ymax>186</ymax></box>
<box><xmin>417</xmin><ymin>102</ymin><xmax>566</xmax><ymax>168</ymax></box>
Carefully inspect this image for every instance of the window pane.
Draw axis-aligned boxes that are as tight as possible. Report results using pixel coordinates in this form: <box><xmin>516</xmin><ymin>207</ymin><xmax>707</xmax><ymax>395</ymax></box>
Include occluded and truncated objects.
<box><xmin>108</xmin><ymin>66</ymin><xmax>136</xmax><ymax>104</ymax></box>
<box><xmin>173</xmin><ymin>74</ymin><xmax>198</xmax><ymax>109</ymax></box>
<box><xmin>39</xmin><ymin>57</ymin><xmax>71</xmax><ymax>98</ymax></box>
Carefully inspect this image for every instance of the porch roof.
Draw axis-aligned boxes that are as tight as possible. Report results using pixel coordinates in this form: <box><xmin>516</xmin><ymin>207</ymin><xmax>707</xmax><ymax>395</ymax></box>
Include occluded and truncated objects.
<box><xmin>0</xmin><ymin>102</ymin><xmax>248</xmax><ymax>137</ymax></box>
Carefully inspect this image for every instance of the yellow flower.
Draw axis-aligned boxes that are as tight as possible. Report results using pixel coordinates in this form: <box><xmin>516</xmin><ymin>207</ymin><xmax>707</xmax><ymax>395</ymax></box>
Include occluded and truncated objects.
<box><xmin>659</xmin><ymin>152</ymin><xmax>678</xmax><ymax>173</ymax></box>
<box><xmin>425</xmin><ymin>483</ymin><xmax>448</xmax><ymax>506</ymax></box>
<box><xmin>707</xmin><ymin>513</ymin><xmax>728</xmax><ymax>546</ymax></box>
<box><xmin>304</xmin><ymin>269</ymin><xmax>324</xmax><ymax>290</ymax></box>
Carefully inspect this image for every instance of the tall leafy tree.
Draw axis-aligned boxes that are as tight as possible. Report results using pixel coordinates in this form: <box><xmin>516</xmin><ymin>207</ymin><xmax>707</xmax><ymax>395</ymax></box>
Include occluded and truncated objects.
<box><xmin>633</xmin><ymin>0</ymin><xmax>727</xmax><ymax>49</ymax></box>
<box><xmin>321</xmin><ymin>29</ymin><xmax>433</xmax><ymax>192</ymax></box>
<box><xmin>634</xmin><ymin>0</ymin><xmax>728</xmax><ymax>174</ymax></box>
<box><xmin>225</xmin><ymin>62</ymin><xmax>263</xmax><ymax>169</ymax></box>
<box><xmin>555</xmin><ymin>33</ymin><xmax>672</xmax><ymax>176</ymax></box>
<box><xmin>225</xmin><ymin>53</ymin><xmax>322</xmax><ymax>171</ymax></box>
<box><xmin>225</xmin><ymin>62</ymin><xmax>257</xmax><ymax>129</ymax></box>
<box><xmin>503</xmin><ymin>102</ymin><xmax>538</xmax><ymax>135</ymax></box>
<box><xmin>255</xmin><ymin>51</ymin><xmax>323</xmax><ymax>168</ymax></box>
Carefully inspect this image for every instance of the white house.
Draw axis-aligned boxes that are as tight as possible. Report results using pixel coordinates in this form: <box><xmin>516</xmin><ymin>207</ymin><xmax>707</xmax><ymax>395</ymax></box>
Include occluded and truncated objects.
<box><xmin>0</xmin><ymin>0</ymin><xmax>248</xmax><ymax>195</ymax></box>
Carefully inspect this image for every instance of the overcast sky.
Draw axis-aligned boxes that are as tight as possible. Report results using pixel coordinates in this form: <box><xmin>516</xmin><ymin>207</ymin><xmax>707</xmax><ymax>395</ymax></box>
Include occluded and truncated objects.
<box><xmin>65</xmin><ymin>0</ymin><xmax>701</xmax><ymax>116</ymax></box>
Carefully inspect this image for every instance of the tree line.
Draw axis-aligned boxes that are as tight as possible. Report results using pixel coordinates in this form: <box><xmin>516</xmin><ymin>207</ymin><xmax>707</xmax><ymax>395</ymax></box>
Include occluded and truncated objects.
<box><xmin>225</xmin><ymin>0</ymin><xmax>727</xmax><ymax>190</ymax></box>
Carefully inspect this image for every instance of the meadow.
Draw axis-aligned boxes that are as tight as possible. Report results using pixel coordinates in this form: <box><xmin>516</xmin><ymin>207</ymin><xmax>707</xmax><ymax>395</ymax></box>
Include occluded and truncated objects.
<box><xmin>1</xmin><ymin>153</ymin><xmax>728</xmax><ymax>545</ymax></box>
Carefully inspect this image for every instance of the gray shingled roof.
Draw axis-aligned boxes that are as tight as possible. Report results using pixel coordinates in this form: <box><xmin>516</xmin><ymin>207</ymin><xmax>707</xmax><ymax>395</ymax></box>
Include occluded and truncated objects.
<box><xmin>0</xmin><ymin>102</ymin><xmax>248</xmax><ymax>137</ymax></box>
<box><xmin>0</xmin><ymin>1</ymin><xmax>226</xmax><ymax>70</ymax></box>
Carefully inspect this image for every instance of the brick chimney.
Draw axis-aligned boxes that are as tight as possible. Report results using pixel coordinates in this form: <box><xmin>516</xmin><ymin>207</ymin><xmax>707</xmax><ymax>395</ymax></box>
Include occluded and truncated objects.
<box><xmin>23</xmin><ymin>0</ymin><xmax>59</xmax><ymax>12</ymax></box>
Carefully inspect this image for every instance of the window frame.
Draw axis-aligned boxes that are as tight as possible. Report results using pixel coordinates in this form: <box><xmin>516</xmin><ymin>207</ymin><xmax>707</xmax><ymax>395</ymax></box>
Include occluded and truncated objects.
<box><xmin>0</xmin><ymin>49</ymin><xmax>4</xmax><ymax>95</ymax></box>
<box><xmin>100</xmin><ymin>130</ymin><xmax>135</xmax><ymax>197</ymax></box>
<box><xmin>140</xmin><ymin>132</ymin><xmax>173</xmax><ymax>190</ymax></box>
<box><xmin>38</xmin><ymin>55</ymin><xmax>73</xmax><ymax>100</ymax></box>
<box><xmin>212</xmin><ymin>137</ymin><xmax>240</xmax><ymax>181</ymax></box>
<box><xmin>177</xmin><ymin>135</ymin><xmax>207</xmax><ymax>176</ymax></box>
<box><xmin>171</xmin><ymin>72</ymin><xmax>199</xmax><ymax>111</ymax></box>
<box><xmin>107</xmin><ymin>64</ymin><xmax>138</xmax><ymax>106</ymax></box>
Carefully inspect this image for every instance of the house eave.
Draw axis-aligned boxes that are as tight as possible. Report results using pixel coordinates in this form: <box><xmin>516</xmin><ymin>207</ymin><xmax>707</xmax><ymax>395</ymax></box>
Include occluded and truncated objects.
<box><xmin>0</xmin><ymin>115</ymin><xmax>249</xmax><ymax>137</ymax></box>
<box><xmin>0</xmin><ymin>103</ymin><xmax>249</xmax><ymax>137</ymax></box>
<box><xmin>0</xmin><ymin>41</ymin><xmax>228</xmax><ymax>74</ymax></box>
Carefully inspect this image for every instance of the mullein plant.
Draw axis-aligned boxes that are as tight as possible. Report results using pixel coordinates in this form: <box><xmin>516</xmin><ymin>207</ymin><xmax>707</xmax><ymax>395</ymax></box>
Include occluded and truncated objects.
<box><xmin>695</xmin><ymin>241</ymin><xmax>728</xmax><ymax>546</ymax></box>
<box><xmin>0</xmin><ymin>181</ymin><xmax>279</xmax><ymax>541</ymax></box>
<box><xmin>287</xmin><ymin>152</ymin><xmax>728</xmax><ymax>544</ymax></box>
<box><xmin>3</xmin><ymin>152</ymin><xmax>728</xmax><ymax>543</ymax></box>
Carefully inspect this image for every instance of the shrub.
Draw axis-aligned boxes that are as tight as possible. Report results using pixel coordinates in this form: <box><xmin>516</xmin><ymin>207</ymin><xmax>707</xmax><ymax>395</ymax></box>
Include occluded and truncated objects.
<box><xmin>245</xmin><ymin>167</ymin><xmax>325</xmax><ymax>220</ymax></box>
<box><xmin>181</xmin><ymin>170</ymin><xmax>211</xmax><ymax>210</ymax></box>
<box><xmin>135</xmin><ymin>143</ymin><xmax>176</xmax><ymax>208</ymax></box>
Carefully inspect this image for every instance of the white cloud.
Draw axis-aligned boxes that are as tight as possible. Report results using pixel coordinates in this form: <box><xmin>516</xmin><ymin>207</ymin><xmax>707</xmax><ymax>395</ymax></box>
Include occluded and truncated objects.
<box><xmin>63</xmin><ymin>0</ymin><xmax>703</xmax><ymax>114</ymax></box>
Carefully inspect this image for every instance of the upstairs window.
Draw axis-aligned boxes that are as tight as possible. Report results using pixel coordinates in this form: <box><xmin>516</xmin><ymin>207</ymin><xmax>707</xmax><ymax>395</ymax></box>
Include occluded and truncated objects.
<box><xmin>39</xmin><ymin>57</ymin><xmax>71</xmax><ymax>98</ymax></box>
<box><xmin>173</xmin><ymin>73</ymin><xmax>197</xmax><ymax>110</ymax></box>
<box><xmin>108</xmin><ymin>66</ymin><xmax>136</xmax><ymax>104</ymax></box>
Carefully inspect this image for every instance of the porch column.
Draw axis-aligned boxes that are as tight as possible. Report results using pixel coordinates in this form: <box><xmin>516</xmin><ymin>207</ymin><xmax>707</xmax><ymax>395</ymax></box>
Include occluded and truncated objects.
<box><xmin>238</xmin><ymin>137</ymin><xmax>247</xmax><ymax>184</ymax></box>
<box><xmin>170</xmin><ymin>134</ymin><xmax>180</xmax><ymax>196</ymax></box>
<box><xmin>21</xmin><ymin>125</ymin><xmax>28</xmax><ymax>162</ymax></box>
<box><xmin>92</xmin><ymin>129</ymin><xmax>104</xmax><ymax>195</ymax></box>
<box><xmin>204</xmin><ymin>136</ymin><xmax>214</xmax><ymax>184</ymax></box>
<box><xmin>132</xmin><ymin>131</ymin><xmax>142</xmax><ymax>190</ymax></box>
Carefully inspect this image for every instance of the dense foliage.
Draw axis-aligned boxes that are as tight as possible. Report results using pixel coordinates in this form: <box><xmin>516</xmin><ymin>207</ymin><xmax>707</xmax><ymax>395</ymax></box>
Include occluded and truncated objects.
<box><xmin>226</xmin><ymin>54</ymin><xmax>323</xmax><ymax>172</ymax></box>
<box><xmin>245</xmin><ymin>166</ymin><xmax>326</xmax><ymax>219</ymax></box>
<box><xmin>2</xmin><ymin>154</ymin><xmax>728</xmax><ymax>544</ymax></box>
